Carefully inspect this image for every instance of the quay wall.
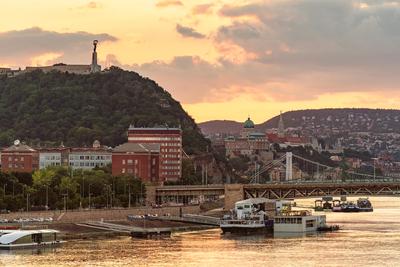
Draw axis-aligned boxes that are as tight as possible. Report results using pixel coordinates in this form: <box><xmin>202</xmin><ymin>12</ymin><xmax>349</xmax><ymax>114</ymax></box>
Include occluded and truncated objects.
<box><xmin>0</xmin><ymin>206</ymin><xmax>200</xmax><ymax>223</ymax></box>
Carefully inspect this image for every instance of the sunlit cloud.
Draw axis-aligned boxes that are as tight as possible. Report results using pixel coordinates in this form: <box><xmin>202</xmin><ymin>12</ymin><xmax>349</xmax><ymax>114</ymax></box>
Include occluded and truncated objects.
<box><xmin>176</xmin><ymin>24</ymin><xmax>206</xmax><ymax>39</ymax></box>
<box><xmin>155</xmin><ymin>0</ymin><xmax>183</xmax><ymax>8</ymax></box>
<box><xmin>0</xmin><ymin>27</ymin><xmax>117</xmax><ymax>66</ymax></box>
<box><xmin>192</xmin><ymin>3</ymin><xmax>214</xmax><ymax>15</ymax></box>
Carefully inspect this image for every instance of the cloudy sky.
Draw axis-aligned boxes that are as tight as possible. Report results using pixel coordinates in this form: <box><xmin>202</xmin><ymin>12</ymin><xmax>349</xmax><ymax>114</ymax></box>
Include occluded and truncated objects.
<box><xmin>1</xmin><ymin>0</ymin><xmax>400</xmax><ymax>123</ymax></box>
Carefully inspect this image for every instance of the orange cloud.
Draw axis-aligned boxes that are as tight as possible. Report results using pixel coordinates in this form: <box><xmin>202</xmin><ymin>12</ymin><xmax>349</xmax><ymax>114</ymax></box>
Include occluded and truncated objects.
<box><xmin>155</xmin><ymin>0</ymin><xmax>183</xmax><ymax>8</ymax></box>
<box><xmin>192</xmin><ymin>4</ymin><xmax>214</xmax><ymax>15</ymax></box>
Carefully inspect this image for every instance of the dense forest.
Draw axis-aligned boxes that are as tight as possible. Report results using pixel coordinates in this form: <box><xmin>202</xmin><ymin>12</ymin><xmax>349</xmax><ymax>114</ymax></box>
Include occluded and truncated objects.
<box><xmin>0</xmin><ymin>67</ymin><xmax>209</xmax><ymax>154</ymax></box>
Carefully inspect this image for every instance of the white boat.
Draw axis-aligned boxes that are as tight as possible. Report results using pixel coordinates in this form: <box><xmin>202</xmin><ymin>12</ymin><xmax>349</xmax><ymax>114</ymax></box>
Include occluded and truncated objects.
<box><xmin>274</xmin><ymin>210</ymin><xmax>329</xmax><ymax>233</ymax></box>
<box><xmin>0</xmin><ymin>229</ymin><xmax>65</xmax><ymax>249</ymax></box>
<box><xmin>220</xmin><ymin>198</ymin><xmax>290</xmax><ymax>234</ymax></box>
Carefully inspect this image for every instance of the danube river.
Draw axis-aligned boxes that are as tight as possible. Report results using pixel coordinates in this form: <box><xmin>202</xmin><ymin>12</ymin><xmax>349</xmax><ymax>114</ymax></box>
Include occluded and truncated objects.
<box><xmin>1</xmin><ymin>196</ymin><xmax>400</xmax><ymax>267</ymax></box>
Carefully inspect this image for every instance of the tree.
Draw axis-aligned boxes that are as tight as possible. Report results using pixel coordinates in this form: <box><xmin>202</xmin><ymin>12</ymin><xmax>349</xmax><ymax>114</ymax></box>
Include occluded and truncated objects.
<box><xmin>32</xmin><ymin>168</ymin><xmax>56</xmax><ymax>208</ymax></box>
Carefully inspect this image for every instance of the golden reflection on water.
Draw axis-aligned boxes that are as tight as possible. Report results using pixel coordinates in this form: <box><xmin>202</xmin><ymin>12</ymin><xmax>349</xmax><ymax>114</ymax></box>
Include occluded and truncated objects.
<box><xmin>1</xmin><ymin>196</ymin><xmax>400</xmax><ymax>267</ymax></box>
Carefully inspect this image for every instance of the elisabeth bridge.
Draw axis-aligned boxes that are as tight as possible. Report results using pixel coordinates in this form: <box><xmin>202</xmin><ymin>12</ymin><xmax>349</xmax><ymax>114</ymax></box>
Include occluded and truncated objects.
<box><xmin>146</xmin><ymin>153</ymin><xmax>400</xmax><ymax>209</ymax></box>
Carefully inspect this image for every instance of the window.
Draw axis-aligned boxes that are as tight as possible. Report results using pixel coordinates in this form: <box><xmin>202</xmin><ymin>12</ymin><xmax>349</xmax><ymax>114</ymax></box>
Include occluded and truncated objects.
<box><xmin>20</xmin><ymin>157</ymin><xmax>24</xmax><ymax>161</ymax></box>
<box><xmin>122</xmin><ymin>159</ymin><xmax>126</xmax><ymax>165</ymax></box>
<box><xmin>127</xmin><ymin>159</ymin><xmax>133</xmax><ymax>165</ymax></box>
<box><xmin>122</xmin><ymin>168</ymin><xmax>125</xmax><ymax>173</ymax></box>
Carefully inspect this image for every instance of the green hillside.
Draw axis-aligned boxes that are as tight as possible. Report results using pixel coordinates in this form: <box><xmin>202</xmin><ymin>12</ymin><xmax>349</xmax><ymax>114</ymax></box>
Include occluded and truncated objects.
<box><xmin>0</xmin><ymin>67</ymin><xmax>209</xmax><ymax>154</ymax></box>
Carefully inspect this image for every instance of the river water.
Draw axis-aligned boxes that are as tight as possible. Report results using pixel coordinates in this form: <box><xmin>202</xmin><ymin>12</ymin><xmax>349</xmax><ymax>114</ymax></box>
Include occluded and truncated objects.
<box><xmin>1</xmin><ymin>196</ymin><xmax>400</xmax><ymax>267</ymax></box>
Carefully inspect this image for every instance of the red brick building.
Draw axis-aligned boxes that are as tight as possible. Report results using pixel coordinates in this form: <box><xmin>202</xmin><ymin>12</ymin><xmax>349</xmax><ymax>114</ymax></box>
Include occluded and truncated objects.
<box><xmin>1</xmin><ymin>141</ymin><xmax>39</xmax><ymax>173</ymax></box>
<box><xmin>127</xmin><ymin>127</ymin><xmax>182</xmax><ymax>182</ymax></box>
<box><xmin>112</xmin><ymin>143</ymin><xmax>160</xmax><ymax>182</ymax></box>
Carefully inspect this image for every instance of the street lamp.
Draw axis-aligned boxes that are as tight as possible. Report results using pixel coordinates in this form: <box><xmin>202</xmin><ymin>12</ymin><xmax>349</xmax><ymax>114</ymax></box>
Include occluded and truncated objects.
<box><xmin>45</xmin><ymin>185</ymin><xmax>49</xmax><ymax>210</ymax></box>
<box><xmin>61</xmin><ymin>193</ymin><xmax>68</xmax><ymax>212</ymax></box>
<box><xmin>128</xmin><ymin>184</ymin><xmax>131</xmax><ymax>209</ymax></box>
<box><xmin>88</xmin><ymin>184</ymin><xmax>93</xmax><ymax>210</ymax></box>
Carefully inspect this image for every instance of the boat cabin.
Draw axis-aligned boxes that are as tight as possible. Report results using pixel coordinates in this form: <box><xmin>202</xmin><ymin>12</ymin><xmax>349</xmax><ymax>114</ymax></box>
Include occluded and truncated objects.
<box><xmin>274</xmin><ymin>210</ymin><xmax>326</xmax><ymax>233</ymax></box>
<box><xmin>0</xmin><ymin>229</ymin><xmax>63</xmax><ymax>249</ymax></box>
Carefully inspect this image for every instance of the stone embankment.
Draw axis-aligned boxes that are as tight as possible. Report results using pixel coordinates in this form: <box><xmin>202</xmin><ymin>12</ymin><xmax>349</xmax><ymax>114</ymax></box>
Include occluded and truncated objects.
<box><xmin>0</xmin><ymin>205</ymin><xmax>200</xmax><ymax>223</ymax></box>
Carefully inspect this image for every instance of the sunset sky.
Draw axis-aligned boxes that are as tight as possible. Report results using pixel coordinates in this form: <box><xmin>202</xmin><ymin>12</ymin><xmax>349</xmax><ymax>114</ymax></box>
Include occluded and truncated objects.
<box><xmin>1</xmin><ymin>0</ymin><xmax>400</xmax><ymax>123</ymax></box>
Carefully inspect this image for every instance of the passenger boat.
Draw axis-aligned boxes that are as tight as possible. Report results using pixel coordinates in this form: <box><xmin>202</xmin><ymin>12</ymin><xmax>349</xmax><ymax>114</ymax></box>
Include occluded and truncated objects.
<box><xmin>220</xmin><ymin>198</ymin><xmax>285</xmax><ymax>234</ymax></box>
<box><xmin>273</xmin><ymin>210</ymin><xmax>335</xmax><ymax>233</ymax></box>
<box><xmin>0</xmin><ymin>229</ymin><xmax>64</xmax><ymax>249</ymax></box>
<box><xmin>220</xmin><ymin>198</ymin><xmax>339</xmax><ymax>234</ymax></box>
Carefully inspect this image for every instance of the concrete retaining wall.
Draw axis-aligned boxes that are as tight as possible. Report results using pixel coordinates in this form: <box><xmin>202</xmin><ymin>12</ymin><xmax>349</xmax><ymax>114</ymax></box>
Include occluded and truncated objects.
<box><xmin>0</xmin><ymin>206</ymin><xmax>200</xmax><ymax>223</ymax></box>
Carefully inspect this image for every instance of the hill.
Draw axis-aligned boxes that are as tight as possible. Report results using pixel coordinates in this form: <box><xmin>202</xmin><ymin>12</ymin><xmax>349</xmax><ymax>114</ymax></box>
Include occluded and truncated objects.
<box><xmin>0</xmin><ymin>67</ymin><xmax>209</xmax><ymax>154</ymax></box>
<box><xmin>199</xmin><ymin>108</ymin><xmax>400</xmax><ymax>135</ymax></box>
<box><xmin>198</xmin><ymin>120</ymin><xmax>244</xmax><ymax>135</ymax></box>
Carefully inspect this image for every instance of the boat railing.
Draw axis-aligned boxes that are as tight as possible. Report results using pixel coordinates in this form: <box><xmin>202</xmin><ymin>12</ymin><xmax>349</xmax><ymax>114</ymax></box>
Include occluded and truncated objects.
<box><xmin>277</xmin><ymin>210</ymin><xmax>311</xmax><ymax>217</ymax></box>
<box><xmin>220</xmin><ymin>219</ymin><xmax>263</xmax><ymax>225</ymax></box>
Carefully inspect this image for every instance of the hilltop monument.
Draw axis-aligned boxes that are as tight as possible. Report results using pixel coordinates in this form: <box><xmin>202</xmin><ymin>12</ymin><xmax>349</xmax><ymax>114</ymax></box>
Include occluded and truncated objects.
<box><xmin>91</xmin><ymin>40</ymin><xmax>101</xmax><ymax>73</ymax></box>
<box><xmin>24</xmin><ymin>40</ymin><xmax>101</xmax><ymax>75</ymax></box>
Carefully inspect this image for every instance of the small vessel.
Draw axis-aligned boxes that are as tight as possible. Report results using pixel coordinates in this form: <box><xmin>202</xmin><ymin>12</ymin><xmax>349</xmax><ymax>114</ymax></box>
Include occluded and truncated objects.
<box><xmin>340</xmin><ymin>202</ymin><xmax>360</xmax><ymax>212</ymax></box>
<box><xmin>332</xmin><ymin>200</ymin><xmax>342</xmax><ymax>212</ymax></box>
<box><xmin>274</xmin><ymin>210</ymin><xmax>336</xmax><ymax>233</ymax></box>
<box><xmin>357</xmin><ymin>198</ymin><xmax>373</xmax><ymax>212</ymax></box>
<box><xmin>0</xmin><ymin>229</ymin><xmax>64</xmax><ymax>249</ymax></box>
<box><xmin>220</xmin><ymin>198</ymin><xmax>284</xmax><ymax>234</ymax></box>
<box><xmin>314</xmin><ymin>196</ymin><xmax>333</xmax><ymax>211</ymax></box>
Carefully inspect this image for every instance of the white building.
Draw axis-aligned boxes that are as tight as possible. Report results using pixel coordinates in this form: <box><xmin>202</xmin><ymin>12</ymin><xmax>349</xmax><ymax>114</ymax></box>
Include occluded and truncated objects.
<box><xmin>68</xmin><ymin>148</ymin><xmax>112</xmax><ymax>170</ymax></box>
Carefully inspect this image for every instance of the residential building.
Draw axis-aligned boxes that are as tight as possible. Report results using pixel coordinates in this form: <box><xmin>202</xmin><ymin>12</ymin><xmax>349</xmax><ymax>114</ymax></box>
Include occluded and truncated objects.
<box><xmin>38</xmin><ymin>147</ymin><xmax>70</xmax><ymax>169</ymax></box>
<box><xmin>112</xmin><ymin>143</ymin><xmax>160</xmax><ymax>182</ymax></box>
<box><xmin>68</xmin><ymin>141</ymin><xmax>112</xmax><ymax>170</ymax></box>
<box><xmin>1</xmin><ymin>140</ymin><xmax>39</xmax><ymax>173</ymax></box>
<box><xmin>127</xmin><ymin>126</ymin><xmax>182</xmax><ymax>182</ymax></box>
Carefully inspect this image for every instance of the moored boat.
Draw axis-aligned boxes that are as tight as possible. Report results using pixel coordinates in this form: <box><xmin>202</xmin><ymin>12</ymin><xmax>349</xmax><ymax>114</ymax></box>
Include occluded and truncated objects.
<box><xmin>220</xmin><ymin>198</ymin><xmax>285</xmax><ymax>234</ymax></box>
<box><xmin>221</xmin><ymin>198</ymin><xmax>339</xmax><ymax>235</ymax></box>
<box><xmin>0</xmin><ymin>229</ymin><xmax>65</xmax><ymax>249</ymax></box>
<box><xmin>357</xmin><ymin>198</ymin><xmax>373</xmax><ymax>212</ymax></box>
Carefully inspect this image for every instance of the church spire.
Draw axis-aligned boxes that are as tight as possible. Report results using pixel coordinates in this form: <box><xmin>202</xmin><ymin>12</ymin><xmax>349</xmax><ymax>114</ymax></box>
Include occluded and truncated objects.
<box><xmin>278</xmin><ymin>111</ymin><xmax>285</xmax><ymax>137</ymax></box>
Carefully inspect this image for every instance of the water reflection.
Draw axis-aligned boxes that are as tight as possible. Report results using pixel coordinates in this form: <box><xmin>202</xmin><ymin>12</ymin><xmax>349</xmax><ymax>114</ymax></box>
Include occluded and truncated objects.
<box><xmin>0</xmin><ymin>246</ymin><xmax>59</xmax><ymax>256</ymax></box>
<box><xmin>0</xmin><ymin>196</ymin><xmax>399</xmax><ymax>267</ymax></box>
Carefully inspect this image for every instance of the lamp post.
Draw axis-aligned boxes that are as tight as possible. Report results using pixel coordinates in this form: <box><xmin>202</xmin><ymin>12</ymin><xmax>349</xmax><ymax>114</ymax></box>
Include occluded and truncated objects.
<box><xmin>128</xmin><ymin>184</ymin><xmax>131</xmax><ymax>209</ymax></box>
<box><xmin>62</xmin><ymin>193</ymin><xmax>68</xmax><ymax>212</ymax></box>
<box><xmin>88</xmin><ymin>184</ymin><xmax>92</xmax><ymax>210</ymax></box>
<box><xmin>45</xmin><ymin>185</ymin><xmax>49</xmax><ymax>210</ymax></box>
<box><xmin>26</xmin><ymin>193</ymin><xmax>30</xmax><ymax>212</ymax></box>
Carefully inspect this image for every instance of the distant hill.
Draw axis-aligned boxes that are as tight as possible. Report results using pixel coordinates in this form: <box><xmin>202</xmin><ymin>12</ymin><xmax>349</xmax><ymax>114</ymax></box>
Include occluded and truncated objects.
<box><xmin>0</xmin><ymin>67</ymin><xmax>209</xmax><ymax>154</ymax></box>
<box><xmin>198</xmin><ymin>120</ymin><xmax>244</xmax><ymax>135</ymax></box>
<box><xmin>199</xmin><ymin>108</ymin><xmax>400</xmax><ymax>135</ymax></box>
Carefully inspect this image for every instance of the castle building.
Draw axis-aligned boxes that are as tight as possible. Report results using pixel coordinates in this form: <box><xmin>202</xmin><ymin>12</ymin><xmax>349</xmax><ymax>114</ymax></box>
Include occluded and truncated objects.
<box><xmin>225</xmin><ymin>117</ymin><xmax>270</xmax><ymax>159</ymax></box>
<box><xmin>127</xmin><ymin>126</ymin><xmax>182</xmax><ymax>182</ymax></box>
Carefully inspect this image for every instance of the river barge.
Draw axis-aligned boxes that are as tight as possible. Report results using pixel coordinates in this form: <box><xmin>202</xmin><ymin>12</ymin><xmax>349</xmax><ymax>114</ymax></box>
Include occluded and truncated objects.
<box><xmin>0</xmin><ymin>229</ymin><xmax>64</xmax><ymax>249</ymax></box>
<box><xmin>221</xmin><ymin>198</ymin><xmax>338</xmax><ymax>234</ymax></box>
